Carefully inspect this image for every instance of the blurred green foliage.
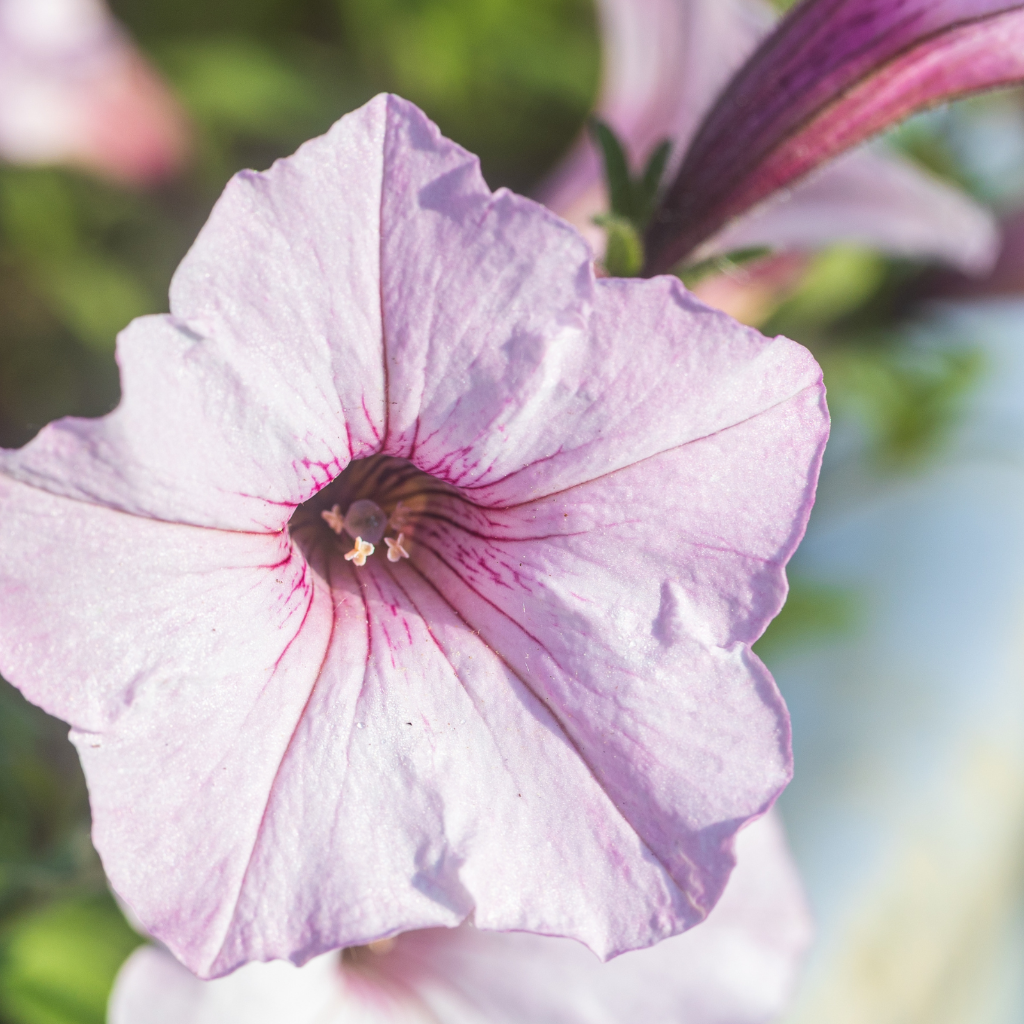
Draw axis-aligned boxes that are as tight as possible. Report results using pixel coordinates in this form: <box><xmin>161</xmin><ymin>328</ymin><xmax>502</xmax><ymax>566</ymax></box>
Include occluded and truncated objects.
<box><xmin>888</xmin><ymin>92</ymin><xmax>1024</xmax><ymax>211</ymax></box>
<box><xmin>823</xmin><ymin>344</ymin><xmax>985</xmax><ymax>469</ymax></box>
<box><xmin>755</xmin><ymin>579</ymin><xmax>861</xmax><ymax>660</ymax></box>
<box><xmin>0</xmin><ymin>684</ymin><xmax>97</xmax><ymax>914</ymax></box>
<box><xmin>0</xmin><ymin>685</ymin><xmax>111</xmax><ymax>1024</ymax></box>
<box><xmin>762</xmin><ymin>246</ymin><xmax>890</xmax><ymax>341</ymax></box>
<box><xmin>758</xmin><ymin>244</ymin><xmax>986</xmax><ymax>471</ymax></box>
<box><xmin>112</xmin><ymin>0</ymin><xmax>599</xmax><ymax>193</ymax></box>
<box><xmin>0</xmin><ymin>897</ymin><xmax>141</xmax><ymax>1024</ymax></box>
<box><xmin>0</xmin><ymin>169</ymin><xmax>171</xmax><ymax>352</ymax></box>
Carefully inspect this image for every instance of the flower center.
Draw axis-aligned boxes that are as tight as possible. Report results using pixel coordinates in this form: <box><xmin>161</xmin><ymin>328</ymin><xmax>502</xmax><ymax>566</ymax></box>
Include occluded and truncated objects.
<box><xmin>288</xmin><ymin>455</ymin><xmax>449</xmax><ymax>567</ymax></box>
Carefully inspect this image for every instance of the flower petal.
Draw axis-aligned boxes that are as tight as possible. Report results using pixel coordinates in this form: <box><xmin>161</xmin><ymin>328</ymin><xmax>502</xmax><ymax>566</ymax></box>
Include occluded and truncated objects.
<box><xmin>0</xmin><ymin>100</ymin><xmax>391</xmax><ymax>532</ymax></box>
<box><xmin>208</xmin><ymin>552</ymin><xmax>699</xmax><ymax>976</ymax></box>
<box><xmin>696</xmin><ymin>148</ymin><xmax>999</xmax><ymax>275</ymax></box>
<box><xmin>109</xmin><ymin>948</ymin><xmax>377</xmax><ymax>1024</ymax></box>
<box><xmin>0</xmin><ymin>475</ymin><xmax>337</xmax><ymax>975</ymax></box>
<box><xmin>367</xmin><ymin>108</ymin><xmax>824</xmax><ymax>926</ymax></box>
<box><xmin>402</xmin><ymin>378</ymin><xmax>823</xmax><ymax>927</ymax></box>
<box><xmin>646</xmin><ymin>0</ymin><xmax>1024</xmax><ymax>273</ymax></box>
<box><xmin>377</xmin><ymin>99</ymin><xmax>824</xmax><ymax>497</ymax></box>
<box><xmin>391</xmin><ymin>812</ymin><xmax>811</xmax><ymax>1024</ymax></box>
<box><xmin>109</xmin><ymin>813</ymin><xmax>811</xmax><ymax>1024</ymax></box>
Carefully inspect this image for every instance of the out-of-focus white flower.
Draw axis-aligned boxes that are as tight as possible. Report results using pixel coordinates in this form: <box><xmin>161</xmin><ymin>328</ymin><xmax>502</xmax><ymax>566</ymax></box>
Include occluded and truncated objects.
<box><xmin>108</xmin><ymin>813</ymin><xmax>812</xmax><ymax>1024</ymax></box>
<box><xmin>0</xmin><ymin>0</ymin><xmax>188</xmax><ymax>183</ymax></box>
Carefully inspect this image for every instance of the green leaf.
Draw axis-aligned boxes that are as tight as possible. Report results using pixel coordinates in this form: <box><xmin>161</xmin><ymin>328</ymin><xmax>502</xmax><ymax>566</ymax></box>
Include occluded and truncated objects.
<box><xmin>0</xmin><ymin>895</ymin><xmax>142</xmax><ymax>1024</ymax></box>
<box><xmin>637</xmin><ymin>139</ymin><xmax>671</xmax><ymax>228</ymax></box>
<box><xmin>589</xmin><ymin>121</ymin><xmax>671</xmax><ymax>230</ymax></box>
<box><xmin>589</xmin><ymin>125</ymin><xmax>672</xmax><ymax>273</ymax></box>
<box><xmin>593</xmin><ymin>214</ymin><xmax>644</xmax><ymax>277</ymax></box>
<box><xmin>589</xmin><ymin>117</ymin><xmax>635</xmax><ymax>221</ymax></box>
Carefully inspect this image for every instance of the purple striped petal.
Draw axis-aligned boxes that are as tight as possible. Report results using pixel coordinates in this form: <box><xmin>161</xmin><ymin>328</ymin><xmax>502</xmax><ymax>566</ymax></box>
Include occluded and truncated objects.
<box><xmin>645</xmin><ymin>0</ymin><xmax>1024</xmax><ymax>274</ymax></box>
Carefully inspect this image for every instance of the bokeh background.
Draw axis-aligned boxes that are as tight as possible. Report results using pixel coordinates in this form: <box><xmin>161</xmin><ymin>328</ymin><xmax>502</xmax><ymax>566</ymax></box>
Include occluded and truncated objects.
<box><xmin>2</xmin><ymin>2</ymin><xmax>1024</xmax><ymax>1022</ymax></box>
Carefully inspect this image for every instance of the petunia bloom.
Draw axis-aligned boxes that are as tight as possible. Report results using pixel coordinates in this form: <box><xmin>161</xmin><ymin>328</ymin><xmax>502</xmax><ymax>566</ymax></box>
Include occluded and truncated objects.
<box><xmin>0</xmin><ymin>94</ymin><xmax>827</xmax><ymax>978</ymax></box>
<box><xmin>540</xmin><ymin>0</ymin><xmax>998</xmax><ymax>275</ymax></box>
<box><xmin>0</xmin><ymin>0</ymin><xmax>188</xmax><ymax>183</ymax></box>
<box><xmin>110</xmin><ymin>813</ymin><xmax>812</xmax><ymax>1024</ymax></box>
<box><xmin>645</xmin><ymin>0</ymin><xmax>1024</xmax><ymax>274</ymax></box>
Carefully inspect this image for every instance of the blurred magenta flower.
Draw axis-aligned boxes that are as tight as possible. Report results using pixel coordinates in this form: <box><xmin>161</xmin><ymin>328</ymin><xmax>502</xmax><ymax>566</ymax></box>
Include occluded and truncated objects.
<box><xmin>0</xmin><ymin>0</ymin><xmax>188</xmax><ymax>183</ymax></box>
<box><xmin>645</xmin><ymin>0</ymin><xmax>1024</xmax><ymax>274</ymax></box>
<box><xmin>542</xmin><ymin>0</ymin><xmax>999</xmax><ymax>275</ymax></box>
<box><xmin>110</xmin><ymin>814</ymin><xmax>811</xmax><ymax>1024</ymax></box>
<box><xmin>0</xmin><ymin>94</ymin><xmax>827</xmax><ymax>977</ymax></box>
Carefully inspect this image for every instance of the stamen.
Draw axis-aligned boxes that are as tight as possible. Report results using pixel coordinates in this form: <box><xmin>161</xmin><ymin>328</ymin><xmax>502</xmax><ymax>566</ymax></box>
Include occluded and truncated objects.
<box><xmin>368</xmin><ymin>938</ymin><xmax>396</xmax><ymax>955</ymax></box>
<box><xmin>321</xmin><ymin>504</ymin><xmax>345</xmax><ymax>534</ymax></box>
<box><xmin>389</xmin><ymin>501</ymin><xmax>411</xmax><ymax>532</ymax></box>
<box><xmin>385</xmin><ymin>533</ymin><xmax>410</xmax><ymax>562</ymax></box>
<box><xmin>344</xmin><ymin>537</ymin><xmax>374</xmax><ymax>566</ymax></box>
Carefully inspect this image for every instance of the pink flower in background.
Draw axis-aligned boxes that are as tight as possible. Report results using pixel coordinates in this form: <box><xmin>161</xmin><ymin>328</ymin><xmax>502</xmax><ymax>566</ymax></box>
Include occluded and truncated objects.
<box><xmin>0</xmin><ymin>0</ymin><xmax>188</xmax><ymax>183</ymax></box>
<box><xmin>541</xmin><ymin>0</ymin><xmax>998</xmax><ymax>275</ymax></box>
<box><xmin>645</xmin><ymin>0</ymin><xmax>1024</xmax><ymax>275</ymax></box>
<box><xmin>0</xmin><ymin>94</ymin><xmax>827</xmax><ymax>977</ymax></box>
<box><xmin>110</xmin><ymin>814</ymin><xmax>811</xmax><ymax>1024</ymax></box>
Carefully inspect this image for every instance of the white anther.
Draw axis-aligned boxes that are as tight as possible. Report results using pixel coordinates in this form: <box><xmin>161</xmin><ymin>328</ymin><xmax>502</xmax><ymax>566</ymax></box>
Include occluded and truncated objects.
<box><xmin>321</xmin><ymin>504</ymin><xmax>345</xmax><ymax>534</ymax></box>
<box><xmin>385</xmin><ymin>533</ymin><xmax>410</xmax><ymax>562</ymax></box>
<box><xmin>344</xmin><ymin>537</ymin><xmax>374</xmax><ymax>566</ymax></box>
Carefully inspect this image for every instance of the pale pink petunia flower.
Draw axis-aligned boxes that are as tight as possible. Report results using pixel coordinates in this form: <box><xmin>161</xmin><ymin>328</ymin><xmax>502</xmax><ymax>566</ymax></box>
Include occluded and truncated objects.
<box><xmin>0</xmin><ymin>0</ymin><xmax>188</xmax><ymax>183</ymax></box>
<box><xmin>540</xmin><ymin>0</ymin><xmax>998</xmax><ymax>274</ymax></box>
<box><xmin>109</xmin><ymin>813</ymin><xmax>812</xmax><ymax>1024</ymax></box>
<box><xmin>0</xmin><ymin>94</ymin><xmax>827</xmax><ymax>978</ymax></box>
